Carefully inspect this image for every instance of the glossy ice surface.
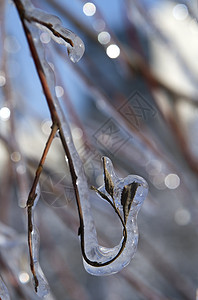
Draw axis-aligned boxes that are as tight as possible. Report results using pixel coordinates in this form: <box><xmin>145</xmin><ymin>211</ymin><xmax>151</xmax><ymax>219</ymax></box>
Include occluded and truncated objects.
<box><xmin>22</xmin><ymin>0</ymin><xmax>85</xmax><ymax>62</ymax></box>
<box><xmin>83</xmin><ymin>157</ymin><xmax>148</xmax><ymax>275</ymax></box>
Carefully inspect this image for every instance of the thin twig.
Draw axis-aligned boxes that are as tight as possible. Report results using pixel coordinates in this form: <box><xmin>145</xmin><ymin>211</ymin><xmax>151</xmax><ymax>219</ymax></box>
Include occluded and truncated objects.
<box><xmin>47</xmin><ymin>202</ymin><xmax>173</xmax><ymax>300</ymax></box>
<box><xmin>26</xmin><ymin>123</ymin><xmax>58</xmax><ymax>291</ymax></box>
<box><xmin>13</xmin><ymin>0</ymin><xmax>132</xmax><ymax>284</ymax></box>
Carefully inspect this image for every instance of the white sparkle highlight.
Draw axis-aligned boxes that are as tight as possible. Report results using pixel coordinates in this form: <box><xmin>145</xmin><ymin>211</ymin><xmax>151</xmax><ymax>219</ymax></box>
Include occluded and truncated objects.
<box><xmin>173</xmin><ymin>4</ymin><xmax>188</xmax><ymax>21</ymax></box>
<box><xmin>0</xmin><ymin>107</ymin><xmax>10</xmax><ymax>121</ymax></box>
<box><xmin>106</xmin><ymin>44</ymin><xmax>120</xmax><ymax>59</ymax></box>
<box><xmin>83</xmin><ymin>2</ymin><xmax>96</xmax><ymax>16</ymax></box>
<box><xmin>19</xmin><ymin>272</ymin><xmax>30</xmax><ymax>284</ymax></box>
<box><xmin>55</xmin><ymin>85</ymin><xmax>64</xmax><ymax>98</ymax></box>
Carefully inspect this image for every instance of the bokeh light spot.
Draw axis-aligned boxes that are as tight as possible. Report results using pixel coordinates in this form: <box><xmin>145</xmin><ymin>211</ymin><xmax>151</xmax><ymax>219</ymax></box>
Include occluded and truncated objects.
<box><xmin>83</xmin><ymin>2</ymin><xmax>96</xmax><ymax>16</ymax></box>
<box><xmin>173</xmin><ymin>4</ymin><xmax>188</xmax><ymax>21</ymax></box>
<box><xmin>152</xmin><ymin>173</ymin><xmax>166</xmax><ymax>190</ymax></box>
<box><xmin>11</xmin><ymin>152</ymin><xmax>21</xmax><ymax>162</ymax></box>
<box><xmin>19</xmin><ymin>272</ymin><xmax>30</xmax><ymax>284</ymax></box>
<box><xmin>16</xmin><ymin>164</ymin><xmax>26</xmax><ymax>175</ymax></box>
<box><xmin>93</xmin><ymin>19</ymin><xmax>105</xmax><ymax>31</ymax></box>
<box><xmin>0</xmin><ymin>72</ymin><xmax>6</xmax><ymax>87</ymax></box>
<box><xmin>174</xmin><ymin>208</ymin><xmax>191</xmax><ymax>226</ymax></box>
<box><xmin>164</xmin><ymin>173</ymin><xmax>180</xmax><ymax>189</ymax></box>
<box><xmin>72</xmin><ymin>127</ymin><xmax>83</xmax><ymax>140</ymax></box>
<box><xmin>4</xmin><ymin>36</ymin><xmax>21</xmax><ymax>53</ymax></box>
<box><xmin>41</xmin><ymin>119</ymin><xmax>52</xmax><ymax>135</ymax></box>
<box><xmin>40</xmin><ymin>32</ymin><xmax>51</xmax><ymax>44</ymax></box>
<box><xmin>55</xmin><ymin>85</ymin><xmax>64</xmax><ymax>98</ymax></box>
<box><xmin>106</xmin><ymin>44</ymin><xmax>120</xmax><ymax>59</ymax></box>
<box><xmin>98</xmin><ymin>31</ymin><xmax>111</xmax><ymax>45</ymax></box>
<box><xmin>0</xmin><ymin>107</ymin><xmax>10</xmax><ymax>121</ymax></box>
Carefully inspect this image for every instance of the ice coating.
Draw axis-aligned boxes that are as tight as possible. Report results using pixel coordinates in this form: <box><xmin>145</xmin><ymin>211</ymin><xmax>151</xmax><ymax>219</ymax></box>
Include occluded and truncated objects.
<box><xmin>21</xmin><ymin>3</ymin><xmax>148</xmax><ymax>278</ymax></box>
<box><xmin>0</xmin><ymin>277</ymin><xmax>10</xmax><ymax>300</ymax></box>
<box><xmin>53</xmin><ymin>24</ymin><xmax>85</xmax><ymax>63</ymax></box>
<box><xmin>83</xmin><ymin>157</ymin><xmax>148</xmax><ymax>275</ymax></box>
<box><xmin>30</xmin><ymin>185</ymin><xmax>50</xmax><ymax>298</ymax></box>
<box><xmin>21</xmin><ymin>0</ymin><xmax>85</xmax><ymax>62</ymax></box>
<box><xmin>27</xmin><ymin>25</ymin><xmax>148</xmax><ymax>275</ymax></box>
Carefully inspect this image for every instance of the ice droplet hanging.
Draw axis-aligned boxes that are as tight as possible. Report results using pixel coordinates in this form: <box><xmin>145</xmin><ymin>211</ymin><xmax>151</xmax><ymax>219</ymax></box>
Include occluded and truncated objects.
<box><xmin>21</xmin><ymin>0</ymin><xmax>85</xmax><ymax>62</ymax></box>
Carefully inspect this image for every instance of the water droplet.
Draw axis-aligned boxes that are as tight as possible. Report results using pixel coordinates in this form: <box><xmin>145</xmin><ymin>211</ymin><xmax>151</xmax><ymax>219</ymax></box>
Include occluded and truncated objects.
<box><xmin>67</xmin><ymin>34</ymin><xmax>85</xmax><ymax>63</ymax></box>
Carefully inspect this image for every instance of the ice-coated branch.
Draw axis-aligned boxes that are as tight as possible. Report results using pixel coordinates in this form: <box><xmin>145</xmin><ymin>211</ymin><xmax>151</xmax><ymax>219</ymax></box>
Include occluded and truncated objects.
<box><xmin>82</xmin><ymin>157</ymin><xmax>148</xmax><ymax>275</ymax></box>
<box><xmin>14</xmin><ymin>0</ymin><xmax>85</xmax><ymax>63</ymax></box>
<box><xmin>13</xmin><ymin>0</ymin><xmax>148</xmax><ymax>292</ymax></box>
<box><xmin>26</xmin><ymin>124</ymin><xmax>58</xmax><ymax>297</ymax></box>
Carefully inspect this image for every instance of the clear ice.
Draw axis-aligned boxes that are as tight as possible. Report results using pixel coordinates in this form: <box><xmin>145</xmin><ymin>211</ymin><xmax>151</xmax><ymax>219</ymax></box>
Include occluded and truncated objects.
<box><xmin>30</xmin><ymin>185</ymin><xmax>50</xmax><ymax>298</ymax></box>
<box><xmin>82</xmin><ymin>157</ymin><xmax>148</xmax><ymax>275</ymax></box>
<box><xmin>21</xmin><ymin>0</ymin><xmax>85</xmax><ymax>62</ymax></box>
<box><xmin>18</xmin><ymin>0</ymin><xmax>148</xmax><ymax>280</ymax></box>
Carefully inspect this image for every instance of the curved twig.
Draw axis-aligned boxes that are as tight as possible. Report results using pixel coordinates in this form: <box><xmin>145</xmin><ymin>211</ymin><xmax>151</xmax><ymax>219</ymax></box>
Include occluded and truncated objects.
<box><xmin>13</xmin><ymin>0</ymin><xmax>147</xmax><ymax>291</ymax></box>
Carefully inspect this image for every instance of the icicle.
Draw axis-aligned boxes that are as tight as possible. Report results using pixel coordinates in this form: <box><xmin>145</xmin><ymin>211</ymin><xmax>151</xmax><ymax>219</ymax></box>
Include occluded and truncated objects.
<box><xmin>21</xmin><ymin>0</ymin><xmax>85</xmax><ymax>62</ymax></box>
<box><xmin>29</xmin><ymin>185</ymin><xmax>50</xmax><ymax>298</ymax></box>
<box><xmin>0</xmin><ymin>277</ymin><xmax>10</xmax><ymax>300</ymax></box>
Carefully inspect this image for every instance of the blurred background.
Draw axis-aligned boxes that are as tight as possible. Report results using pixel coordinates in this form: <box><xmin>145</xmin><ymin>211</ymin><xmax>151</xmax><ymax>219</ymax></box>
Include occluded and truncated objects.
<box><xmin>0</xmin><ymin>0</ymin><xmax>198</xmax><ymax>299</ymax></box>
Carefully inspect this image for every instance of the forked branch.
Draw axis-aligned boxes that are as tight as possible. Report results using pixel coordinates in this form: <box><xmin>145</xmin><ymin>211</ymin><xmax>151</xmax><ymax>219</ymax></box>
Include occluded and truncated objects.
<box><xmin>13</xmin><ymin>0</ymin><xmax>148</xmax><ymax>295</ymax></box>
